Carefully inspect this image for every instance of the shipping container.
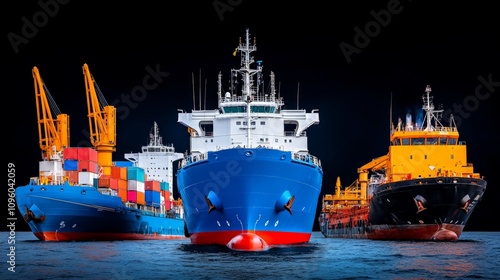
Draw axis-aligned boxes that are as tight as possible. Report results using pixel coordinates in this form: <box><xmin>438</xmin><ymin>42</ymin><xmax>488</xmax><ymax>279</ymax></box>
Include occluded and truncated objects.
<box><xmin>127</xmin><ymin>180</ymin><xmax>145</xmax><ymax>192</ymax></box>
<box><xmin>98</xmin><ymin>175</ymin><xmax>118</xmax><ymax>190</ymax></box>
<box><xmin>63</xmin><ymin>160</ymin><xmax>78</xmax><ymax>171</ymax></box>
<box><xmin>78</xmin><ymin>160</ymin><xmax>98</xmax><ymax>173</ymax></box>
<box><xmin>117</xmin><ymin>179</ymin><xmax>128</xmax><ymax>202</ymax></box>
<box><xmin>127</xmin><ymin>166</ymin><xmax>145</xmax><ymax>182</ymax></box>
<box><xmin>161</xmin><ymin>190</ymin><xmax>171</xmax><ymax>203</ymax></box>
<box><xmin>145</xmin><ymin>190</ymin><xmax>161</xmax><ymax>206</ymax></box>
<box><xmin>78</xmin><ymin>171</ymin><xmax>98</xmax><ymax>186</ymax></box>
<box><xmin>64</xmin><ymin>170</ymin><xmax>79</xmax><ymax>184</ymax></box>
<box><xmin>111</xmin><ymin>166</ymin><xmax>128</xmax><ymax>180</ymax></box>
<box><xmin>160</xmin><ymin>182</ymin><xmax>169</xmax><ymax>191</ymax></box>
<box><xmin>63</xmin><ymin>147</ymin><xmax>79</xmax><ymax>160</ymax></box>
<box><xmin>127</xmin><ymin>190</ymin><xmax>145</xmax><ymax>205</ymax></box>
<box><xmin>145</xmin><ymin>180</ymin><xmax>161</xmax><ymax>192</ymax></box>
<box><xmin>113</xmin><ymin>161</ymin><xmax>134</xmax><ymax>167</ymax></box>
<box><xmin>78</xmin><ymin>147</ymin><xmax>98</xmax><ymax>162</ymax></box>
<box><xmin>137</xmin><ymin>191</ymin><xmax>145</xmax><ymax>205</ymax></box>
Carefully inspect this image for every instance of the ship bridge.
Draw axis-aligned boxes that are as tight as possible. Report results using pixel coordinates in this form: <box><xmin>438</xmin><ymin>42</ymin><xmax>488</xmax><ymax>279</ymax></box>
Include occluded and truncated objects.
<box><xmin>177</xmin><ymin>28</ymin><xmax>320</xmax><ymax>158</ymax></box>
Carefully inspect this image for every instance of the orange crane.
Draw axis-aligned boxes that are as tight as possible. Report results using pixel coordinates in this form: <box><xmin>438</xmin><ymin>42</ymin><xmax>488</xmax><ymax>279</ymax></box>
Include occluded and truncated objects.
<box><xmin>33</xmin><ymin>66</ymin><xmax>70</xmax><ymax>161</ymax></box>
<box><xmin>82</xmin><ymin>63</ymin><xmax>116</xmax><ymax>176</ymax></box>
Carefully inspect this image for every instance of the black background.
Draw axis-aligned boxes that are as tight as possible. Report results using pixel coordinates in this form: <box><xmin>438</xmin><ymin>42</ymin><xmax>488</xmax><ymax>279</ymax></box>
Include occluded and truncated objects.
<box><xmin>5</xmin><ymin>0</ymin><xmax>499</xmax><ymax>231</ymax></box>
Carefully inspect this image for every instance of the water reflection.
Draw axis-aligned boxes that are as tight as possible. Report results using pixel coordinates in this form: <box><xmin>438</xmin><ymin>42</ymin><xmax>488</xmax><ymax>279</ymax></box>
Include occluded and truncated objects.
<box><xmin>388</xmin><ymin>240</ymin><xmax>484</xmax><ymax>278</ymax></box>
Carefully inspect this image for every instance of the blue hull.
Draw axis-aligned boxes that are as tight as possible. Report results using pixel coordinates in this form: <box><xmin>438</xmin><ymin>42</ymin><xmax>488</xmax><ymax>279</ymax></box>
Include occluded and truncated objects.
<box><xmin>15</xmin><ymin>183</ymin><xmax>186</xmax><ymax>241</ymax></box>
<box><xmin>177</xmin><ymin>148</ymin><xmax>323</xmax><ymax>246</ymax></box>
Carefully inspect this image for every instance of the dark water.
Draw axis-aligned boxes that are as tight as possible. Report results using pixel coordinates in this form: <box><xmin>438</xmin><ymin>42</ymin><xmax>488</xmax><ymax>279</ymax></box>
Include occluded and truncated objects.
<box><xmin>2</xmin><ymin>231</ymin><xmax>498</xmax><ymax>279</ymax></box>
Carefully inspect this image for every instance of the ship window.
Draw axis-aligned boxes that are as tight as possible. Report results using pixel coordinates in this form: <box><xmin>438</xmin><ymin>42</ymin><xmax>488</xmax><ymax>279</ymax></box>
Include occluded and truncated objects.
<box><xmin>275</xmin><ymin>139</ymin><xmax>278</xmax><ymax>142</ymax></box>
<box><xmin>424</xmin><ymin>155</ymin><xmax>427</xmax><ymax>159</ymax></box>
<box><xmin>260</xmin><ymin>121</ymin><xmax>265</xmax><ymax>125</ymax></box>
<box><xmin>224</xmin><ymin>106</ymin><xmax>246</xmax><ymax>113</ymax></box>
<box><xmin>448</xmin><ymin>138</ymin><xmax>457</xmax><ymax>145</ymax></box>
<box><xmin>427</xmin><ymin>138</ymin><xmax>438</xmax><ymax>145</ymax></box>
<box><xmin>451</xmin><ymin>154</ymin><xmax>454</xmax><ymax>159</ymax></box>
<box><xmin>439</xmin><ymin>137</ymin><xmax>447</xmax><ymax>145</ymax></box>
<box><xmin>236</xmin><ymin>121</ymin><xmax>241</xmax><ymax>125</ymax></box>
<box><xmin>251</xmin><ymin>121</ymin><xmax>256</xmax><ymax>125</ymax></box>
<box><xmin>412</xmin><ymin>138</ymin><xmax>425</xmax><ymax>145</ymax></box>
<box><xmin>410</xmin><ymin>155</ymin><xmax>413</xmax><ymax>159</ymax></box>
<box><xmin>392</xmin><ymin>138</ymin><xmax>401</xmax><ymax>145</ymax></box>
<box><xmin>402</xmin><ymin>138</ymin><xmax>410</xmax><ymax>145</ymax></box>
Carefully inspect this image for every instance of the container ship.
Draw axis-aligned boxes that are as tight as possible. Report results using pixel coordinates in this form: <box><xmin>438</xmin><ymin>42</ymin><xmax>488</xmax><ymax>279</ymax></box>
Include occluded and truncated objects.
<box><xmin>176</xmin><ymin>29</ymin><xmax>323</xmax><ymax>251</ymax></box>
<box><xmin>318</xmin><ymin>85</ymin><xmax>487</xmax><ymax>241</ymax></box>
<box><xmin>15</xmin><ymin>65</ymin><xmax>186</xmax><ymax>241</ymax></box>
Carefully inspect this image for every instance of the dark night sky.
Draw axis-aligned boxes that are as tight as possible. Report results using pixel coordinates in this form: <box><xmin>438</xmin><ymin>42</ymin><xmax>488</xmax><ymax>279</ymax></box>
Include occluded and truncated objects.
<box><xmin>5</xmin><ymin>1</ymin><xmax>499</xmax><ymax>231</ymax></box>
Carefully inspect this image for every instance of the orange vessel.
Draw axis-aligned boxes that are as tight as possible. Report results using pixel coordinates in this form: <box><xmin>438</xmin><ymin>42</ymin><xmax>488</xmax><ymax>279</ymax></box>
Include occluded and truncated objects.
<box><xmin>319</xmin><ymin>85</ymin><xmax>487</xmax><ymax>241</ymax></box>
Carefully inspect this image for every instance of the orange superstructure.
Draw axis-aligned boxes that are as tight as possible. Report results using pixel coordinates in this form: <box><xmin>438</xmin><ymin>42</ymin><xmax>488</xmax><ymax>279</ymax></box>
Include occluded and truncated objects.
<box><xmin>319</xmin><ymin>85</ymin><xmax>487</xmax><ymax>241</ymax></box>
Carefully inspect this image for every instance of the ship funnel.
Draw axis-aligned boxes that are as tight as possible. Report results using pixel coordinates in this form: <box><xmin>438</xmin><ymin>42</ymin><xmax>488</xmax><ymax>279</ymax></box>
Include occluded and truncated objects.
<box><xmin>406</xmin><ymin>113</ymin><xmax>412</xmax><ymax>126</ymax></box>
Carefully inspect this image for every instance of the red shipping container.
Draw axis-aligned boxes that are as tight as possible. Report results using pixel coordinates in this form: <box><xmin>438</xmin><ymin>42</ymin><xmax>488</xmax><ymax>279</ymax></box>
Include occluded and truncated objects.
<box><xmin>98</xmin><ymin>175</ymin><xmax>118</xmax><ymax>190</ymax></box>
<box><xmin>145</xmin><ymin>180</ymin><xmax>161</xmax><ymax>192</ymax></box>
<box><xmin>164</xmin><ymin>199</ymin><xmax>171</xmax><ymax>211</ymax></box>
<box><xmin>111</xmin><ymin>167</ymin><xmax>127</xmax><ymax>180</ymax></box>
<box><xmin>64</xmin><ymin>170</ymin><xmax>79</xmax><ymax>185</ymax></box>
<box><xmin>78</xmin><ymin>147</ymin><xmax>98</xmax><ymax>162</ymax></box>
<box><xmin>78</xmin><ymin>160</ymin><xmax>98</xmax><ymax>173</ymax></box>
<box><xmin>63</xmin><ymin>147</ymin><xmax>79</xmax><ymax>160</ymax></box>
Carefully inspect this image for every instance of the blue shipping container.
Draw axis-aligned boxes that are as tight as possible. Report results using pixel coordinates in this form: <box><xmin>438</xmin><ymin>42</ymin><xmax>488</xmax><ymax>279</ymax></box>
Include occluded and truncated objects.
<box><xmin>127</xmin><ymin>166</ymin><xmax>145</xmax><ymax>182</ymax></box>
<box><xmin>160</xmin><ymin>182</ymin><xmax>169</xmax><ymax>191</ymax></box>
<box><xmin>64</xmin><ymin>160</ymin><xmax>78</xmax><ymax>171</ymax></box>
<box><xmin>114</xmin><ymin>161</ymin><xmax>134</xmax><ymax>167</ymax></box>
<box><xmin>145</xmin><ymin>190</ymin><xmax>161</xmax><ymax>206</ymax></box>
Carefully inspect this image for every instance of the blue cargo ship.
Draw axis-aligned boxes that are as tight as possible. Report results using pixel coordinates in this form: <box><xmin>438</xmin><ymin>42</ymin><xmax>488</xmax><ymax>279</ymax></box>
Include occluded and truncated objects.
<box><xmin>176</xmin><ymin>29</ymin><xmax>323</xmax><ymax>251</ymax></box>
<box><xmin>16</xmin><ymin>122</ymin><xmax>187</xmax><ymax>241</ymax></box>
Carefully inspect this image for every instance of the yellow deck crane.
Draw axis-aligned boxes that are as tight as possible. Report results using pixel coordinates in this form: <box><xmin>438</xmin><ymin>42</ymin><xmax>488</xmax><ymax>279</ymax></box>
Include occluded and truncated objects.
<box><xmin>329</xmin><ymin>154</ymin><xmax>389</xmax><ymax>209</ymax></box>
<box><xmin>82</xmin><ymin>63</ymin><xmax>116</xmax><ymax>177</ymax></box>
<box><xmin>33</xmin><ymin>66</ymin><xmax>70</xmax><ymax>184</ymax></box>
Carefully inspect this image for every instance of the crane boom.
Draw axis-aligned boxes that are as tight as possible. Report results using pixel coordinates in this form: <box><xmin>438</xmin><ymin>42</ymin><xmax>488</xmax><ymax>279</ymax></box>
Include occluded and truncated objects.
<box><xmin>82</xmin><ymin>63</ymin><xmax>116</xmax><ymax>176</ymax></box>
<box><xmin>33</xmin><ymin>66</ymin><xmax>69</xmax><ymax>161</ymax></box>
<box><xmin>357</xmin><ymin>154</ymin><xmax>389</xmax><ymax>174</ymax></box>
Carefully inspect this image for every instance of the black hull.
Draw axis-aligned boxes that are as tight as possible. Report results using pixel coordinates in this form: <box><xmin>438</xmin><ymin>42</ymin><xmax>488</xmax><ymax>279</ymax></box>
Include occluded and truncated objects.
<box><xmin>319</xmin><ymin>177</ymin><xmax>487</xmax><ymax>240</ymax></box>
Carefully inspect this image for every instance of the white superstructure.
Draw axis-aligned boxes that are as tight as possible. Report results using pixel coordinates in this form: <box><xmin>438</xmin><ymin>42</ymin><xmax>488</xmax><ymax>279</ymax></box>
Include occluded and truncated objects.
<box><xmin>124</xmin><ymin>122</ymin><xmax>184</xmax><ymax>195</ymax></box>
<box><xmin>177</xmin><ymin>28</ymin><xmax>320</xmax><ymax>166</ymax></box>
